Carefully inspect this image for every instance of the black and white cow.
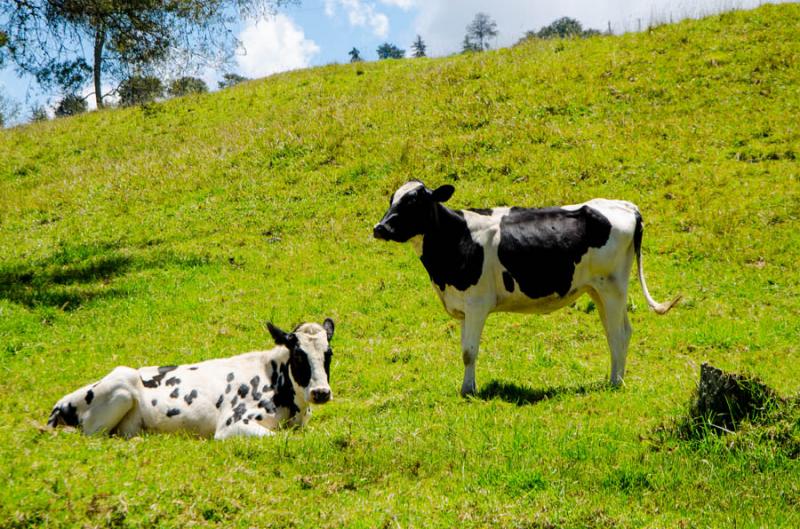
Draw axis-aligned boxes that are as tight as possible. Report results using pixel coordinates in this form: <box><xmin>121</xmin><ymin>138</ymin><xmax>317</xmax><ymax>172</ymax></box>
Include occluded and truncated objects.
<box><xmin>373</xmin><ymin>181</ymin><xmax>679</xmax><ymax>396</ymax></box>
<box><xmin>47</xmin><ymin>319</ymin><xmax>335</xmax><ymax>439</ymax></box>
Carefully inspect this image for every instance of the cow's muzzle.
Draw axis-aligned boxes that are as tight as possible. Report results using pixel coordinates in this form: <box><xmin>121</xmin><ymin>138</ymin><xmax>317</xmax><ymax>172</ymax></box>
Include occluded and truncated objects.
<box><xmin>373</xmin><ymin>223</ymin><xmax>390</xmax><ymax>240</ymax></box>
<box><xmin>310</xmin><ymin>388</ymin><xmax>331</xmax><ymax>404</ymax></box>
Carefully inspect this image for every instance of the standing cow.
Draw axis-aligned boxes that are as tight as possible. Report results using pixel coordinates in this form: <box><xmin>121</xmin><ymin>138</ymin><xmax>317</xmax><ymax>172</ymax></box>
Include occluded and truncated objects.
<box><xmin>373</xmin><ymin>181</ymin><xmax>679</xmax><ymax>396</ymax></box>
<box><xmin>47</xmin><ymin>319</ymin><xmax>335</xmax><ymax>439</ymax></box>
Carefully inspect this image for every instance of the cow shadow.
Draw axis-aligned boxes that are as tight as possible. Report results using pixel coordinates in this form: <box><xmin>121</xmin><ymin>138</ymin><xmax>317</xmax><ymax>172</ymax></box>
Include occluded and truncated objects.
<box><xmin>475</xmin><ymin>379</ymin><xmax>609</xmax><ymax>406</ymax></box>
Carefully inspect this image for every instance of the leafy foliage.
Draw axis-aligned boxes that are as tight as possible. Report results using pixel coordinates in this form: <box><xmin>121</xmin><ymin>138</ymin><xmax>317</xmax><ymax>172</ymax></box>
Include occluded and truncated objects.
<box><xmin>53</xmin><ymin>93</ymin><xmax>87</xmax><ymax>117</ymax></box>
<box><xmin>217</xmin><ymin>72</ymin><xmax>249</xmax><ymax>89</ymax></box>
<box><xmin>168</xmin><ymin>76</ymin><xmax>208</xmax><ymax>97</ymax></box>
<box><xmin>348</xmin><ymin>47</ymin><xmax>363</xmax><ymax>63</ymax></box>
<box><xmin>520</xmin><ymin>17</ymin><xmax>603</xmax><ymax>43</ymax></box>
<box><xmin>0</xmin><ymin>1</ymin><xmax>296</xmax><ymax>108</ymax></box>
<box><xmin>377</xmin><ymin>42</ymin><xmax>404</xmax><ymax>59</ymax></box>
<box><xmin>464</xmin><ymin>12</ymin><xmax>498</xmax><ymax>52</ymax></box>
<box><xmin>118</xmin><ymin>75</ymin><xmax>163</xmax><ymax>106</ymax></box>
<box><xmin>411</xmin><ymin>35</ymin><xmax>427</xmax><ymax>58</ymax></box>
<box><xmin>29</xmin><ymin>105</ymin><xmax>48</xmax><ymax>122</ymax></box>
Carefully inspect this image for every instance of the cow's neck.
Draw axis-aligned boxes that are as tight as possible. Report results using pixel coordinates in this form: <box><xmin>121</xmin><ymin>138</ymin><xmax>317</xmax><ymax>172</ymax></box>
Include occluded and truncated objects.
<box><xmin>418</xmin><ymin>203</ymin><xmax>483</xmax><ymax>292</ymax></box>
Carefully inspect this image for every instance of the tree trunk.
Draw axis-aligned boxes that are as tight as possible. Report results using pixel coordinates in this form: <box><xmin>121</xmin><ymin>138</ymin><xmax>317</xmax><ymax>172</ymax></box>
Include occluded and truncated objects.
<box><xmin>93</xmin><ymin>26</ymin><xmax>105</xmax><ymax>109</ymax></box>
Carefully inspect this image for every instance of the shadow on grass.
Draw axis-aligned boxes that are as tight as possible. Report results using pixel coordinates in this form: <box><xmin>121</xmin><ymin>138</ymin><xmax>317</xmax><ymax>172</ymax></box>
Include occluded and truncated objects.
<box><xmin>0</xmin><ymin>242</ymin><xmax>215</xmax><ymax>311</ymax></box>
<box><xmin>475</xmin><ymin>379</ymin><xmax>609</xmax><ymax>406</ymax></box>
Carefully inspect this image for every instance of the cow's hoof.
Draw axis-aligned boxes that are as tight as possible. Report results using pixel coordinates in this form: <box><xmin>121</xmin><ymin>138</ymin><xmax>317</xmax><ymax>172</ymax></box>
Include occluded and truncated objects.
<box><xmin>460</xmin><ymin>384</ymin><xmax>477</xmax><ymax>398</ymax></box>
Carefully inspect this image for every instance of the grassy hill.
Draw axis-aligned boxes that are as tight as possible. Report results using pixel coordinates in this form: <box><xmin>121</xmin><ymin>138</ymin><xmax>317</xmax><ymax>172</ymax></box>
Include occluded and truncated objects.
<box><xmin>1</xmin><ymin>4</ymin><xmax>798</xmax><ymax>527</ymax></box>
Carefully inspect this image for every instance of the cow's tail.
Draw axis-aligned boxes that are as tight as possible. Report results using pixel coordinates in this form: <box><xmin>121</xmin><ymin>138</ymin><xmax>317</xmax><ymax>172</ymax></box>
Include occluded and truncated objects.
<box><xmin>634</xmin><ymin>210</ymin><xmax>681</xmax><ymax>314</ymax></box>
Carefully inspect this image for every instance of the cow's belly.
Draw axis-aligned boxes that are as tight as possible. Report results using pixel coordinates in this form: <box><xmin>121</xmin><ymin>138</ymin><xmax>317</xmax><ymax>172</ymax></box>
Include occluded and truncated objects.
<box><xmin>493</xmin><ymin>287</ymin><xmax>586</xmax><ymax>314</ymax></box>
<box><xmin>139</xmin><ymin>388</ymin><xmax>221</xmax><ymax>437</ymax></box>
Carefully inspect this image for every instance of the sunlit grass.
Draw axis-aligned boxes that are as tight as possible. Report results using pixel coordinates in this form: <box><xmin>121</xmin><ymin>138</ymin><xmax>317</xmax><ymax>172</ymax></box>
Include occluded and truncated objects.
<box><xmin>0</xmin><ymin>4</ymin><xmax>798</xmax><ymax>527</ymax></box>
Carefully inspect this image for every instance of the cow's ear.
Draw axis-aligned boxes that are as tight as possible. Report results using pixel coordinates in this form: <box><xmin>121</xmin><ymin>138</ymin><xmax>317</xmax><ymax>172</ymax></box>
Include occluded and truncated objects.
<box><xmin>431</xmin><ymin>185</ymin><xmax>455</xmax><ymax>203</ymax></box>
<box><xmin>267</xmin><ymin>322</ymin><xmax>296</xmax><ymax>347</ymax></box>
<box><xmin>322</xmin><ymin>318</ymin><xmax>335</xmax><ymax>341</ymax></box>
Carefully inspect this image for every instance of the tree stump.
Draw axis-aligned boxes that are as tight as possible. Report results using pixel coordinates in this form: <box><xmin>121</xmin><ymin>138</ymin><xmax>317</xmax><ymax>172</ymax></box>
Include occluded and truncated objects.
<box><xmin>690</xmin><ymin>363</ymin><xmax>779</xmax><ymax>433</ymax></box>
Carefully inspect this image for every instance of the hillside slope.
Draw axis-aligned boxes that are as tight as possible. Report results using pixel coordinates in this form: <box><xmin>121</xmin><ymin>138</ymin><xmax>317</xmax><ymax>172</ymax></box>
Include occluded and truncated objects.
<box><xmin>1</xmin><ymin>4</ymin><xmax>798</xmax><ymax>528</ymax></box>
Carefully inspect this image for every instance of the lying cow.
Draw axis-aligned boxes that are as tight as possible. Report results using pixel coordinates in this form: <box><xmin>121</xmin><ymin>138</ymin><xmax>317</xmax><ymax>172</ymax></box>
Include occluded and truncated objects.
<box><xmin>47</xmin><ymin>319</ymin><xmax>335</xmax><ymax>439</ymax></box>
<box><xmin>373</xmin><ymin>181</ymin><xmax>679</xmax><ymax>396</ymax></box>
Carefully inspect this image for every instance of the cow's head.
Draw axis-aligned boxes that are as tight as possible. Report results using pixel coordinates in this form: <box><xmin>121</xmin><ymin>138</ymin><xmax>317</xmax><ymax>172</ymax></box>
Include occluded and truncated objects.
<box><xmin>373</xmin><ymin>180</ymin><xmax>455</xmax><ymax>242</ymax></box>
<box><xmin>267</xmin><ymin>319</ymin><xmax>335</xmax><ymax>405</ymax></box>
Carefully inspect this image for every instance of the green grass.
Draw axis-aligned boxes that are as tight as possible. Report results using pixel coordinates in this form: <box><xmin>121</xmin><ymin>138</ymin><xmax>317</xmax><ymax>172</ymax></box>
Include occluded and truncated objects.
<box><xmin>1</xmin><ymin>4</ymin><xmax>799</xmax><ymax>527</ymax></box>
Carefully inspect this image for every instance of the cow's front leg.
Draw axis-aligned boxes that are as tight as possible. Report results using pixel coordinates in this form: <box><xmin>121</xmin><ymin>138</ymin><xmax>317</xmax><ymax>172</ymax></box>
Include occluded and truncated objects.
<box><xmin>214</xmin><ymin>415</ymin><xmax>275</xmax><ymax>440</ymax></box>
<box><xmin>460</xmin><ymin>308</ymin><xmax>489</xmax><ymax>397</ymax></box>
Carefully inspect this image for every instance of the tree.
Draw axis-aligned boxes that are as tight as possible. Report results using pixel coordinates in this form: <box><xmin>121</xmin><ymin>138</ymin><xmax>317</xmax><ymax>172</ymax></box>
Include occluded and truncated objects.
<box><xmin>217</xmin><ymin>73</ymin><xmax>249</xmax><ymax>89</ymax></box>
<box><xmin>118</xmin><ymin>75</ymin><xmax>163</xmax><ymax>106</ymax></box>
<box><xmin>461</xmin><ymin>35</ymin><xmax>481</xmax><ymax>53</ymax></box>
<box><xmin>168</xmin><ymin>76</ymin><xmax>208</xmax><ymax>97</ymax></box>
<box><xmin>0</xmin><ymin>1</ymin><xmax>296</xmax><ymax>109</ymax></box>
<box><xmin>348</xmin><ymin>47</ymin><xmax>363</xmax><ymax>63</ymax></box>
<box><xmin>376</xmin><ymin>43</ymin><xmax>404</xmax><ymax>60</ymax></box>
<box><xmin>518</xmin><ymin>17</ymin><xmax>601</xmax><ymax>44</ymax></box>
<box><xmin>54</xmin><ymin>94</ymin><xmax>87</xmax><ymax>117</ymax></box>
<box><xmin>464</xmin><ymin>13</ymin><xmax>498</xmax><ymax>52</ymax></box>
<box><xmin>29</xmin><ymin>105</ymin><xmax>48</xmax><ymax>122</ymax></box>
<box><xmin>0</xmin><ymin>90</ymin><xmax>19</xmax><ymax>127</ymax></box>
<box><xmin>411</xmin><ymin>35</ymin><xmax>426</xmax><ymax>58</ymax></box>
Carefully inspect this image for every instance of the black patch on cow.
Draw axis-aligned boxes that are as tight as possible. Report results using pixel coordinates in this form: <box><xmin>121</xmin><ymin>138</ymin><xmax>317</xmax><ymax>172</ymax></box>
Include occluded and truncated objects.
<box><xmin>189</xmin><ymin>366</ymin><xmax>198</xmax><ymax>370</ymax></box>
<box><xmin>166</xmin><ymin>408</ymin><xmax>181</xmax><ymax>417</ymax></box>
<box><xmin>243</xmin><ymin>419</ymin><xmax>249</xmax><ymax>425</ymax></box>
<box><xmin>225</xmin><ymin>384</ymin><xmax>232</xmax><ymax>394</ymax></box>
<box><xmin>633</xmin><ymin>209</ymin><xmax>643</xmax><ymax>256</ymax></box>
<box><xmin>170</xmin><ymin>388</ymin><xmax>180</xmax><ymax>399</ymax></box>
<box><xmin>231</xmin><ymin>395</ymin><xmax>238</xmax><ymax>406</ymax></box>
<box><xmin>262</xmin><ymin>385</ymin><xmax>270</xmax><ymax>393</ymax></box>
<box><xmin>270</xmin><ymin>361</ymin><xmax>279</xmax><ymax>387</ymax></box>
<box><xmin>48</xmin><ymin>402</ymin><xmax>79</xmax><ymax>427</ymax></box>
<box><xmin>420</xmin><ymin>206</ymin><xmax>484</xmax><ymax>291</ymax></box>
<box><xmin>502</xmin><ymin>271</ymin><xmax>515</xmax><ymax>293</ymax></box>
<box><xmin>232</xmin><ymin>402</ymin><xmax>247</xmax><ymax>423</ymax></box>
<box><xmin>237</xmin><ymin>384</ymin><xmax>249</xmax><ymax>398</ymax></box>
<box><xmin>141</xmin><ymin>366</ymin><xmax>178</xmax><ymax>388</ymax></box>
<box><xmin>227</xmin><ymin>372</ymin><xmax>235</xmax><ymax>382</ymax></box>
<box><xmin>215</xmin><ymin>395</ymin><xmax>224</xmax><ymax>409</ymax></box>
<box><xmin>468</xmin><ymin>208</ymin><xmax>494</xmax><ymax>216</ymax></box>
<box><xmin>290</xmin><ymin>348</ymin><xmax>311</xmax><ymax>387</ymax></box>
<box><xmin>497</xmin><ymin>206</ymin><xmax>612</xmax><ymax>299</ymax></box>
<box><xmin>250</xmin><ymin>376</ymin><xmax>260</xmax><ymax>392</ymax></box>
<box><xmin>85</xmin><ymin>390</ymin><xmax>94</xmax><ymax>405</ymax></box>
<box><xmin>151</xmin><ymin>399</ymin><xmax>158</xmax><ymax>407</ymax></box>
<box><xmin>184</xmin><ymin>389</ymin><xmax>198</xmax><ymax>405</ymax></box>
<box><xmin>258</xmin><ymin>399</ymin><xmax>277</xmax><ymax>414</ymax></box>
<box><xmin>165</xmin><ymin>377</ymin><xmax>181</xmax><ymax>386</ymax></box>
<box><xmin>324</xmin><ymin>348</ymin><xmax>332</xmax><ymax>380</ymax></box>
<box><xmin>226</xmin><ymin>417</ymin><xmax>232</xmax><ymax>426</ymax></box>
<box><xmin>274</xmin><ymin>362</ymin><xmax>300</xmax><ymax>416</ymax></box>
<box><xmin>252</xmin><ymin>390</ymin><xmax>262</xmax><ymax>401</ymax></box>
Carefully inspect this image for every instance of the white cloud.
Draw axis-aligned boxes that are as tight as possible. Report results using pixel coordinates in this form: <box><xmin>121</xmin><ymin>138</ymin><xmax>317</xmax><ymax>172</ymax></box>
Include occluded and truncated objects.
<box><xmin>379</xmin><ymin>0</ymin><xmax>416</xmax><ymax>9</ymax></box>
<box><xmin>237</xmin><ymin>14</ymin><xmax>320</xmax><ymax>78</ymax></box>
<box><xmin>324</xmin><ymin>0</ymin><xmax>391</xmax><ymax>38</ymax></box>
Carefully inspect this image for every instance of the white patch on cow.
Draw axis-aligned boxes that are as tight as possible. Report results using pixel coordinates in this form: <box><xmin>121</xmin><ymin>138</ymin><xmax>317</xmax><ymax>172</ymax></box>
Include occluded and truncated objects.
<box><xmin>391</xmin><ymin>181</ymin><xmax>423</xmax><ymax>205</ymax></box>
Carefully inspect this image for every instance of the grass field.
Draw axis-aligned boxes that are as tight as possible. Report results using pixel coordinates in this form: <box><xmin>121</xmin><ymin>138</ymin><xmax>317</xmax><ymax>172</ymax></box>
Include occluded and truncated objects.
<box><xmin>1</xmin><ymin>4</ymin><xmax>799</xmax><ymax>527</ymax></box>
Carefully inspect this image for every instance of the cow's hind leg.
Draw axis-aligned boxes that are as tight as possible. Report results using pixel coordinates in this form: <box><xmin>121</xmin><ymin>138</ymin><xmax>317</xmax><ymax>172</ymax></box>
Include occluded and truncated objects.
<box><xmin>50</xmin><ymin>367</ymin><xmax>141</xmax><ymax>435</ymax></box>
<box><xmin>460</xmin><ymin>308</ymin><xmax>489</xmax><ymax>397</ymax></box>
<box><xmin>589</xmin><ymin>285</ymin><xmax>632</xmax><ymax>386</ymax></box>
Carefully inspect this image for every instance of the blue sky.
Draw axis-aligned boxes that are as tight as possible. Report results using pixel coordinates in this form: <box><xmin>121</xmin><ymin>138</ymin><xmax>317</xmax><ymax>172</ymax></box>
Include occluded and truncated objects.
<box><xmin>0</xmin><ymin>0</ymin><xmax>788</xmax><ymax>122</ymax></box>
